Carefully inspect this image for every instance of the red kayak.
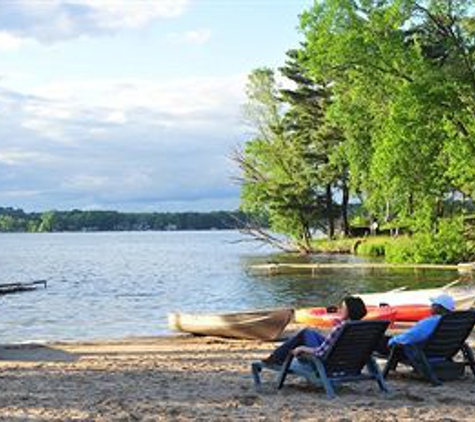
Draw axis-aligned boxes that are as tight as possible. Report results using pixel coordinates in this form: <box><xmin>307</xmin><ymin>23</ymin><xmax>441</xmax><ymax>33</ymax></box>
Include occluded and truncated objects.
<box><xmin>295</xmin><ymin>304</ymin><xmax>431</xmax><ymax>328</ymax></box>
<box><xmin>391</xmin><ymin>304</ymin><xmax>432</xmax><ymax>322</ymax></box>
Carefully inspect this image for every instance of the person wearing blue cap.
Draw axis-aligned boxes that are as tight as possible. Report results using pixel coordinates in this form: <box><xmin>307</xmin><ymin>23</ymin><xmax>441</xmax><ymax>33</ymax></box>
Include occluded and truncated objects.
<box><xmin>377</xmin><ymin>294</ymin><xmax>456</xmax><ymax>357</ymax></box>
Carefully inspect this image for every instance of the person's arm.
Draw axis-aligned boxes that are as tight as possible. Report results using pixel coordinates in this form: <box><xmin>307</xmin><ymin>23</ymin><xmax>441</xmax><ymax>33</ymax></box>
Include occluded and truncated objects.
<box><xmin>388</xmin><ymin>316</ymin><xmax>441</xmax><ymax>346</ymax></box>
<box><xmin>292</xmin><ymin>345</ymin><xmax>315</xmax><ymax>355</ymax></box>
<box><xmin>312</xmin><ymin>323</ymin><xmax>345</xmax><ymax>357</ymax></box>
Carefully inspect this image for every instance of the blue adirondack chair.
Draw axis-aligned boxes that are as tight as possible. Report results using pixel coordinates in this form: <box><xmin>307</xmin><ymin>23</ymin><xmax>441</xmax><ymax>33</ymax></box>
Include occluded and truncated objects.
<box><xmin>251</xmin><ymin>320</ymin><xmax>390</xmax><ymax>399</ymax></box>
<box><xmin>383</xmin><ymin>310</ymin><xmax>475</xmax><ymax>385</ymax></box>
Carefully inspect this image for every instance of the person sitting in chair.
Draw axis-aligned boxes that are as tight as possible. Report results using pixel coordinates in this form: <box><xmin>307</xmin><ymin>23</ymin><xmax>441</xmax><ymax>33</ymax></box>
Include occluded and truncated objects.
<box><xmin>378</xmin><ymin>294</ymin><xmax>455</xmax><ymax>357</ymax></box>
<box><xmin>262</xmin><ymin>296</ymin><xmax>367</xmax><ymax>366</ymax></box>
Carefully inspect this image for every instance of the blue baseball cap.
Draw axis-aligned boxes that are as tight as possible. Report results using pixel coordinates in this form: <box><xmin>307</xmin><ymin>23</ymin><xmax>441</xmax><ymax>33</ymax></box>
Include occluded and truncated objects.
<box><xmin>430</xmin><ymin>294</ymin><xmax>455</xmax><ymax>311</ymax></box>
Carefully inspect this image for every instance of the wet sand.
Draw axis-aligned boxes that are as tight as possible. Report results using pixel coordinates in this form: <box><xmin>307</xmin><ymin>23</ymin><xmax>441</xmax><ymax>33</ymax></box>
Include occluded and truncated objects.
<box><xmin>0</xmin><ymin>335</ymin><xmax>475</xmax><ymax>421</ymax></box>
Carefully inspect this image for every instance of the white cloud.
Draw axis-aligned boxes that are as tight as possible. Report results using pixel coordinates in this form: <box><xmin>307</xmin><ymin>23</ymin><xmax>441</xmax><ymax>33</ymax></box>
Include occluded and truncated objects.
<box><xmin>105</xmin><ymin>111</ymin><xmax>127</xmax><ymax>124</ymax></box>
<box><xmin>0</xmin><ymin>0</ymin><xmax>191</xmax><ymax>43</ymax></box>
<box><xmin>63</xmin><ymin>175</ymin><xmax>110</xmax><ymax>190</ymax></box>
<box><xmin>1</xmin><ymin>189</ymin><xmax>42</xmax><ymax>198</ymax></box>
<box><xmin>167</xmin><ymin>29</ymin><xmax>212</xmax><ymax>45</ymax></box>
<box><xmin>21</xmin><ymin>118</ymin><xmax>71</xmax><ymax>144</ymax></box>
<box><xmin>23</xmin><ymin>75</ymin><xmax>246</xmax><ymax>137</ymax></box>
<box><xmin>0</xmin><ymin>149</ymin><xmax>55</xmax><ymax>166</ymax></box>
<box><xmin>0</xmin><ymin>31</ymin><xmax>25</xmax><ymax>51</ymax></box>
<box><xmin>0</xmin><ymin>74</ymin><xmax>245</xmax><ymax>211</ymax></box>
<box><xmin>78</xmin><ymin>0</ymin><xmax>189</xmax><ymax>28</ymax></box>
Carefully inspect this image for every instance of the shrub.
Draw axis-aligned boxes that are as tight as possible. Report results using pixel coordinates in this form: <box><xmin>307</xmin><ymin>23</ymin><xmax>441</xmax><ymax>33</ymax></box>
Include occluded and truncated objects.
<box><xmin>385</xmin><ymin>218</ymin><xmax>469</xmax><ymax>264</ymax></box>
<box><xmin>313</xmin><ymin>237</ymin><xmax>361</xmax><ymax>254</ymax></box>
<box><xmin>355</xmin><ymin>237</ymin><xmax>389</xmax><ymax>257</ymax></box>
<box><xmin>385</xmin><ymin>236</ymin><xmax>417</xmax><ymax>263</ymax></box>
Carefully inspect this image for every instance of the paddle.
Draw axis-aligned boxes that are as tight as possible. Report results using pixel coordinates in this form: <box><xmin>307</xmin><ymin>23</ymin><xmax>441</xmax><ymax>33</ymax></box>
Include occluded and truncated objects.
<box><xmin>442</xmin><ymin>279</ymin><xmax>462</xmax><ymax>290</ymax></box>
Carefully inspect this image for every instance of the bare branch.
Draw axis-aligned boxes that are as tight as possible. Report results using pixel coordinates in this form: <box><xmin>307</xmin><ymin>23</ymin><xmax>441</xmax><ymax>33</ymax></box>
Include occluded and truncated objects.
<box><xmin>227</xmin><ymin>212</ymin><xmax>297</xmax><ymax>252</ymax></box>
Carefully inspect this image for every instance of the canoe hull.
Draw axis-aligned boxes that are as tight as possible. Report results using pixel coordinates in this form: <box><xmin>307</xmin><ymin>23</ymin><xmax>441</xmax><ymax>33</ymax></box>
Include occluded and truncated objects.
<box><xmin>168</xmin><ymin>308</ymin><xmax>293</xmax><ymax>341</ymax></box>
<box><xmin>358</xmin><ymin>289</ymin><xmax>475</xmax><ymax>309</ymax></box>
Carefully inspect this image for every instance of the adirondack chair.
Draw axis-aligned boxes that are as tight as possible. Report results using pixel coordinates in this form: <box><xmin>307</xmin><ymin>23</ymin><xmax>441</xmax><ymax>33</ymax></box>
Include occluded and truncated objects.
<box><xmin>251</xmin><ymin>320</ymin><xmax>390</xmax><ymax>399</ymax></box>
<box><xmin>383</xmin><ymin>310</ymin><xmax>475</xmax><ymax>385</ymax></box>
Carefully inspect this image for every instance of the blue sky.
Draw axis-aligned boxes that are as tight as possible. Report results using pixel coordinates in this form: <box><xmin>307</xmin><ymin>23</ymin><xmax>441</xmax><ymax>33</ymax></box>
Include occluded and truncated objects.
<box><xmin>0</xmin><ymin>0</ymin><xmax>312</xmax><ymax>212</ymax></box>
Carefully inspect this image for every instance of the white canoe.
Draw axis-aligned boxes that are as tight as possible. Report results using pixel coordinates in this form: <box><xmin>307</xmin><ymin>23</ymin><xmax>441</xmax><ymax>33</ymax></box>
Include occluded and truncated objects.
<box><xmin>358</xmin><ymin>287</ymin><xmax>475</xmax><ymax>309</ymax></box>
<box><xmin>168</xmin><ymin>308</ymin><xmax>293</xmax><ymax>341</ymax></box>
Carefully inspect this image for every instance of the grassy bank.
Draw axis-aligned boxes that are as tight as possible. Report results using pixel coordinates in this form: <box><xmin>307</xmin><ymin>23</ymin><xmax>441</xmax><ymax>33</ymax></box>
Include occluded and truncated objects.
<box><xmin>312</xmin><ymin>237</ymin><xmax>362</xmax><ymax>254</ymax></box>
<box><xmin>313</xmin><ymin>232</ymin><xmax>474</xmax><ymax>265</ymax></box>
<box><xmin>313</xmin><ymin>236</ymin><xmax>391</xmax><ymax>257</ymax></box>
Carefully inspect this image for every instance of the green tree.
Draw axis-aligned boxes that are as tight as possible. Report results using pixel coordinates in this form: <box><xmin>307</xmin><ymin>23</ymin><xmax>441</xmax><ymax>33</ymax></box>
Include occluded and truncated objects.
<box><xmin>237</xmin><ymin>68</ymin><xmax>324</xmax><ymax>251</ymax></box>
<box><xmin>300</xmin><ymin>0</ymin><xmax>475</xmax><ymax>231</ymax></box>
<box><xmin>38</xmin><ymin>211</ymin><xmax>58</xmax><ymax>232</ymax></box>
<box><xmin>279</xmin><ymin>49</ymin><xmax>346</xmax><ymax>237</ymax></box>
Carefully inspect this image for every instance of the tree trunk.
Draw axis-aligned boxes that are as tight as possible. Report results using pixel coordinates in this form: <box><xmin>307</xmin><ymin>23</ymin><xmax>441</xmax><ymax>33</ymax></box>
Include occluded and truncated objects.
<box><xmin>341</xmin><ymin>181</ymin><xmax>350</xmax><ymax>236</ymax></box>
<box><xmin>326</xmin><ymin>184</ymin><xmax>335</xmax><ymax>239</ymax></box>
<box><xmin>408</xmin><ymin>193</ymin><xmax>414</xmax><ymax>217</ymax></box>
<box><xmin>298</xmin><ymin>215</ymin><xmax>312</xmax><ymax>254</ymax></box>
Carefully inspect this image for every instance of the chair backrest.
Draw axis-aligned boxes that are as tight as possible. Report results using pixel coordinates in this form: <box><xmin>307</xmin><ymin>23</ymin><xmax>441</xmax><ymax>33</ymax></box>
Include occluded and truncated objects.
<box><xmin>423</xmin><ymin>310</ymin><xmax>475</xmax><ymax>359</ymax></box>
<box><xmin>323</xmin><ymin>320</ymin><xmax>390</xmax><ymax>376</ymax></box>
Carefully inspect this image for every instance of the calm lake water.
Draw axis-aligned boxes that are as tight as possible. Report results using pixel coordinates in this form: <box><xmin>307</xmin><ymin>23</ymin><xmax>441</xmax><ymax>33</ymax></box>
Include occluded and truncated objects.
<box><xmin>0</xmin><ymin>231</ymin><xmax>460</xmax><ymax>343</ymax></box>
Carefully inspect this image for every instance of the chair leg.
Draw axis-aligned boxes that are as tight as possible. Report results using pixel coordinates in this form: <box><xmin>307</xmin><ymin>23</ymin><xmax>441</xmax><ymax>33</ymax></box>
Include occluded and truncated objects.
<box><xmin>277</xmin><ymin>355</ymin><xmax>294</xmax><ymax>390</ymax></box>
<box><xmin>383</xmin><ymin>347</ymin><xmax>400</xmax><ymax>378</ymax></box>
<box><xmin>367</xmin><ymin>357</ymin><xmax>389</xmax><ymax>393</ymax></box>
<box><xmin>251</xmin><ymin>362</ymin><xmax>263</xmax><ymax>388</ymax></box>
<box><xmin>313</xmin><ymin>358</ymin><xmax>336</xmax><ymax>399</ymax></box>
<box><xmin>411</xmin><ymin>348</ymin><xmax>442</xmax><ymax>386</ymax></box>
<box><xmin>461</xmin><ymin>343</ymin><xmax>475</xmax><ymax>378</ymax></box>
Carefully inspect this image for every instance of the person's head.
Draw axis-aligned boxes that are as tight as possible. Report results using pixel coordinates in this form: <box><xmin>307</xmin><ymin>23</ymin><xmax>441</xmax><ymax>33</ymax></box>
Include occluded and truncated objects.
<box><xmin>430</xmin><ymin>294</ymin><xmax>455</xmax><ymax>315</ymax></box>
<box><xmin>341</xmin><ymin>296</ymin><xmax>367</xmax><ymax>321</ymax></box>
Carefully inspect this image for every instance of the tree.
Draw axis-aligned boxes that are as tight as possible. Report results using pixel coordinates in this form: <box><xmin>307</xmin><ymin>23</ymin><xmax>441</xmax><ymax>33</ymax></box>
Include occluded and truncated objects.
<box><xmin>279</xmin><ymin>49</ymin><xmax>348</xmax><ymax>237</ymax></box>
<box><xmin>300</xmin><ymin>0</ymin><xmax>475</xmax><ymax>231</ymax></box>
<box><xmin>38</xmin><ymin>211</ymin><xmax>58</xmax><ymax>232</ymax></box>
<box><xmin>236</xmin><ymin>68</ymin><xmax>326</xmax><ymax>251</ymax></box>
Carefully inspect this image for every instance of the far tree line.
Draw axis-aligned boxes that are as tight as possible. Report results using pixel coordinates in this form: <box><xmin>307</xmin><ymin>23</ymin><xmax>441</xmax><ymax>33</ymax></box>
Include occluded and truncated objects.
<box><xmin>0</xmin><ymin>207</ymin><xmax>260</xmax><ymax>233</ymax></box>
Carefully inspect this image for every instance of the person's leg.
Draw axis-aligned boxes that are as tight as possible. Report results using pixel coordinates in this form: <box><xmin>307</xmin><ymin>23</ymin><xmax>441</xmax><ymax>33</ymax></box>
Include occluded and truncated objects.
<box><xmin>301</xmin><ymin>329</ymin><xmax>326</xmax><ymax>347</ymax></box>
<box><xmin>264</xmin><ymin>328</ymin><xmax>325</xmax><ymax>365</ymax></box>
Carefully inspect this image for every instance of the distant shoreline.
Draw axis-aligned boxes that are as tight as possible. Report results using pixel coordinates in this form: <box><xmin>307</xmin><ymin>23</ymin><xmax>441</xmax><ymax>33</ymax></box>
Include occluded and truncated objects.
<box><xmin>0</xmin><ymin>228</ymin><xmax>242</xmax><ymax>234</ymax></box>
<box><xmin>0</xmin><ymin>207</ymin><xmax>264</xmax><ymax>233</ymax></box>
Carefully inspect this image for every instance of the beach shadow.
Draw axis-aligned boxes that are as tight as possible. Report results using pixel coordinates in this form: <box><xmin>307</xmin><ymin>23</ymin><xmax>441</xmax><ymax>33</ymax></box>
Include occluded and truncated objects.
<box><xmin>0</xmin><ymin>344</ymin><xmax>78</xmax><ymax>363</ymax></box>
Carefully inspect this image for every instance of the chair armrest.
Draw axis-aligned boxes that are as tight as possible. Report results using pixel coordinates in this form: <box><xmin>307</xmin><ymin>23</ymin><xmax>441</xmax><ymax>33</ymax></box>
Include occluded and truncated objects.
<box><xmin>295</xmin><ymin>351</ymin><xmax>325</xmax><ymax>368</ymax></box>
<box><xmin>295</xmin><ymin>351</ymin><xmax>318</xmax><ymax>362</ymax></box>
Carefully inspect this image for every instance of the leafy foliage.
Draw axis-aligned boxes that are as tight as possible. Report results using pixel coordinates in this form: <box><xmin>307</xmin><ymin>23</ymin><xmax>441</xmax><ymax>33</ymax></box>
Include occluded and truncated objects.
<box><xmin>385</xmin><ymin>218</ymin><xmax>471</xmax><ymax>263</ymax></box>
<box><xmin>301</xmin><ymin>0</ymin><xmax>475</xmax><ymax>228</ymax></box>
<box><xmin>237</xmin><ymin>58</ymin><xmax>347</xmax><ymax>251</ymax></box>
<box><xmin>236</xmin><ymin>0</ymin><xmax>475</xmax><ymax>262</ymax></box>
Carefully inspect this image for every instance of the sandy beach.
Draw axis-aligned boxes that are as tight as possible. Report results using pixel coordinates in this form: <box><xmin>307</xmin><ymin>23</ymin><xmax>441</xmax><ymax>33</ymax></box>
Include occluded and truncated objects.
<box><xmin>1</xmin><ymin>333</ymin><xmax>475</xmax><ymax>421</ymax></box>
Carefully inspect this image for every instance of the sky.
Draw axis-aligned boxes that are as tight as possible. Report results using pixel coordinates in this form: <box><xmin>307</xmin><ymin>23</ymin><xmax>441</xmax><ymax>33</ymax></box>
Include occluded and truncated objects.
<box><xmin>0</xmin><ymin>0</ymin><xmax>312</xmax><ymax>212</ymax></box>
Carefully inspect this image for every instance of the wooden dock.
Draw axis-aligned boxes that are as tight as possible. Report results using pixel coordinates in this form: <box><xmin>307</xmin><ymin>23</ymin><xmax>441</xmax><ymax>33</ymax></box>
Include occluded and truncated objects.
<box><xmin>0</xmin><ymin>280</ymin><xmax>47</xmax><ymax>295</ymax></box>
<box><xmin>250</xmin><ymin>262</ymin><xmax>474</xmax><ymax>276</ymax></box>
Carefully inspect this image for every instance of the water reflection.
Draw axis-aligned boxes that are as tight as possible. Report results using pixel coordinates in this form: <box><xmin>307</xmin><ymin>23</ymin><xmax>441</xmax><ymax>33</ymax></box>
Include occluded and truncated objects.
<box><xmin>240</xmin><ymin>253</ymin><xmax>462</xmax><ymax>308</ymax></box>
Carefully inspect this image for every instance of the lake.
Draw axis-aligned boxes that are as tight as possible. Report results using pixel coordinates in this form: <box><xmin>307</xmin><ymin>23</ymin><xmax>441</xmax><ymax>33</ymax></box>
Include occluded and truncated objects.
<box><xmin>0</xmin><ymin>231</ymin><xmax>459</xmax><ymax>343</ymax></box>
